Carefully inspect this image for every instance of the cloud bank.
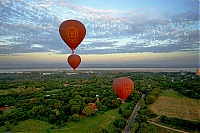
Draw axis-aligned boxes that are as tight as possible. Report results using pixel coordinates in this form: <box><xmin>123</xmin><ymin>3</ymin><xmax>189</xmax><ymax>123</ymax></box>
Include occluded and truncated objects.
<box><xmin>0</xmin><ymin>0</ymin><xmax>199</xmax><ymax>55</ymax></box>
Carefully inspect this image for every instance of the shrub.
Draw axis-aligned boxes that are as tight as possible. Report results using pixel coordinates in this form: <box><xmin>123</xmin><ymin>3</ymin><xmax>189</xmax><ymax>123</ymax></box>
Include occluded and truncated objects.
<box><xmin>82</xmin><ymin>106</ymin><xmax>95</xmax><ymax>116</ymax></box>
<box><xmin>71</xmin><ymin>114</ymin><xmax>80</xmax><ymax>122</ymax></box>
<box><xmin>114</xmin><ymin>118</ymin><xmax>126</xmax><ymax>129</ymax></box>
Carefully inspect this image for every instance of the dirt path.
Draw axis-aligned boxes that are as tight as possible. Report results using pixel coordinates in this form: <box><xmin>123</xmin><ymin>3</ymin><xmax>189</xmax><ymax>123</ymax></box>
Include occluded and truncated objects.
<box><xmin>148</xmin><ymin>121</ymin><xmax>189</xmax><ymax>133</ymax></box>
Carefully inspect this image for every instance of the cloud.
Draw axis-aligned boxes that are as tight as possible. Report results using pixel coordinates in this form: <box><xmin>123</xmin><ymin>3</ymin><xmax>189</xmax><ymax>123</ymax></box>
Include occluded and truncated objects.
<box><xmin>0</xmin><ymin>0</ymin><xmax>199</xmax><ymax>55</ymax></box>
<box><xmin>31</xmin><ymin>44</ymin><xmax>44</xmax><ymax>48</ymax></box>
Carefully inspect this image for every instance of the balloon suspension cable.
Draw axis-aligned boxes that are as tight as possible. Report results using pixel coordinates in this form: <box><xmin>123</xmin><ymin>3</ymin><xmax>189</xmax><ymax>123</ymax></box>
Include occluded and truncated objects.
<box><xmin>72</xmin><ymin>50</ymin><xmax>74</xmax><ymax>54</ymax></box>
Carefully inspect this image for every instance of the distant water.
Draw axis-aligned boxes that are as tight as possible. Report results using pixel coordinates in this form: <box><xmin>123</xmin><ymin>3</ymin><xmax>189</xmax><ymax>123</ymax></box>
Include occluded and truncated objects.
<box><xmin>0</xmin><ymin>68</ymin><xmax>197</xmax><ymax>73</ymax></box>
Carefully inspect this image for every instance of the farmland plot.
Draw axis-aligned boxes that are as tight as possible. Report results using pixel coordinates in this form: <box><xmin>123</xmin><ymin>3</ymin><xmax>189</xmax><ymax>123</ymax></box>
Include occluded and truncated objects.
<box><xmin>150</xmin><ymin>91</ymin><xmax>200</xmax><ymax>121</ymax></box>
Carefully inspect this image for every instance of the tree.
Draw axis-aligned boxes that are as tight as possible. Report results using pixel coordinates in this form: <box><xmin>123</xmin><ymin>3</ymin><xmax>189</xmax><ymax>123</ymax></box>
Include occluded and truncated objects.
<box><xmin>140</xmin><ymin>115</ymin><xmax>149</xmax><ymax>123</ymax></box>
<box><xmin>140</xmin><ymin>98</ymin><xmax>145</xmax><ymax>109</ymax></box>
<box><xmin>82</xmin><ymin>106</ymin><xmax>95</xmax><ymax>116</ymax></box>
<box><xmin>118</xmin><ymin>107</ymin><xmax>123</xmax><ymax>114</ymax></box>
<box><xmin>122</xmin><ymin>109</ymin><xmax>132</xmax><ymax>118</ymax></box>
<box><xmin>145</xmin><ymin>95</ymin><xmax>156</xmax><ymax>105</ymax></box>
<box><xmin>139</xmin><ymin>87</ymin><xmax>147</xmax><ymax>93</ymax></box>
<box><xmin>4</xmin><ymin>121</ymin><xmax>11</xmax><ymax>131</ymax></box>
<box><xmin>98</xmin><ymin>105</ymin><xmax>108</xmax><ymax>111</ymax></box>
<box><xmin>49</xmin><ymin>114</ymin><xmax>56</xmax><ymax>124</ymax></box>
<box><xmin>111</xmin><ymin>99</ymin><xmax>120</xmax><ymax>108</ymax></box>
<box><xmin>70</xmin><ymin>105</ymin><xmax>80</xmax><ymax>115</ymax></box>
<box><xmin>137</xmin><ymin>122</ymin><xmax>150</xmax><ymax>133</ymax></box>
<box><xmin>71</xmin><ymin>114</ymin><xmax>80</xmax><ymax>122</ymax></box>
<box><xmin>31</xmin><ymin>105</ymin><xmax>45</xmax><ymax>116</ymax></box>
<box><xmin>97</xmin><ymin>128</ymin><xmax>108</xmax><ymax>133</ymax></box>
<box><xmin>131</xmin><ymin>122</ymin><xmax>139</xmax><ymax>133</ymax></box>
<box><xmin>114</xmin><ymin>118</ymin><xmax>126</xmax><ymax>129</ymax></box>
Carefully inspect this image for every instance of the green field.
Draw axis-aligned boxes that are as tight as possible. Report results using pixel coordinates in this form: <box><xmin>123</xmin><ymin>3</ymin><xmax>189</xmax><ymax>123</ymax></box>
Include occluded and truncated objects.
<box><xmin>159</xmin><ymin>90</ymin><xmax>183</xmax><ymax>98</ymax></box>
<box><xmin>0</xmin><ymin>119</ymin><xmax>53</xmax><ymax>133</ymax></box>
<box><xmin>0</xmin><ymin>89</ymin><xmax>11</xmax><ymax>95</ymax></box>
<box><xmin>51</xmin><ymin>109</ymin><xmax>120</xmax><ymax>133</ymax></box>
<box><xmin>0</xmin><ymin>108</ymin><xmax>121</xmax><ymax>133</ymax></box>
<box><xmin>150</xmin><ymin>90</ymin><xmax>200</xmax><ymax>121</ymax></box>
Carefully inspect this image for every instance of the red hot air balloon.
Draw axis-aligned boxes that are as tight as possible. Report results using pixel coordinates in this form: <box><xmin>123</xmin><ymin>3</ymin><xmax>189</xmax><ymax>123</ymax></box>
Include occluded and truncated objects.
<box><xmin>59</xmin><ymin>20</ymin><xmax>86</xmax><ymax>52</ymax></box>
<box><xmin>67</xmin><ymin>53</ymin><xmax>81</xmax><ymax>71</ymax></box>
<box><xmin>112</xmin><ymin>77</ymin><xmax>134</xmax><ymax>104</ymax></box>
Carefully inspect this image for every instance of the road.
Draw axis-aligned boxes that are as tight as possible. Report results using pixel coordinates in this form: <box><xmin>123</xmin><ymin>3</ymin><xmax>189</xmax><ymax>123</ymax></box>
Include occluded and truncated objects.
<box><xmin>124</xmin><ymin>94</ymin><xmax>145</xmax><ymax>133</ymax></box>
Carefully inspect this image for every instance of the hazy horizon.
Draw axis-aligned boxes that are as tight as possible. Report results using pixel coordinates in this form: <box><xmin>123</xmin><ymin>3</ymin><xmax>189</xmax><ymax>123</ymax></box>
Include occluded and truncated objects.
<box><xmin>0</xmin><ymin>62</ymin><xmax>198</xmax><ymax>69</ymax></box>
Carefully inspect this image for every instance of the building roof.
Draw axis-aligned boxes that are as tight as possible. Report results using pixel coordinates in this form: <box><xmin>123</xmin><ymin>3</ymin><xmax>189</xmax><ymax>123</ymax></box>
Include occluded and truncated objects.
<box><xmin>87</xmin><ymin>103</ymin><xmax>98</xmax><ymax>110</ymax></box>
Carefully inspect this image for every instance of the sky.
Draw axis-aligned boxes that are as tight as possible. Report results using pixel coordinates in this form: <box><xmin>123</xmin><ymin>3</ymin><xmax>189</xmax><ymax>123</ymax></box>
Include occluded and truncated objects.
<box><xmin>0</xmin><ymin>0</ymin><xmax>199</xmax><ymax>68</ymax></box>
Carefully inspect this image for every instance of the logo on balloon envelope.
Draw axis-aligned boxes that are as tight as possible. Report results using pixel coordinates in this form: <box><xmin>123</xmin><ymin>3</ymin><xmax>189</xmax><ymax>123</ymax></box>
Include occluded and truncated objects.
<box><xmin>122</xmin><ymin>87</ymin><xmax>132</xmax><ymax>95</ymax></box>
<box><xmin>66</xmin><ymin>27</ymin><xmax>78</xmax><ymax>41</ymax></box>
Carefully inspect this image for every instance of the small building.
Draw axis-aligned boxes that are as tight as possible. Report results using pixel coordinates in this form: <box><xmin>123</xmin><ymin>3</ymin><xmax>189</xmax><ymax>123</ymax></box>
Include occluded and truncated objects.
<box><xmin>63</xmin><ymin>84</ymin><xmax>70</xmax><ymax>87</ymax></box>
<box><xmin>41</xmin><ymin>73</ymin><xmax>52</xmax><ymax>75</ymax></box>
<box><xmin>87</xmin><ymin>103</ymin><xmax>98</xmax><ymax>111</ymax></box>
<box><xmin>66</xmin><ymin>73</ymin><xmax>78</xmax><ymax>75</ymax></box>
<box><xmin>30</xmin><ymin>98</ymin><xmax>36</xmax><ymax>103</ymax></box>
<box><xmin>0</xmin><ymin>107</ymin><xmax>6</xmax><ymax>111</ymax></box>
<box><xmin>196</xmin><ymin>68</ymin><xmax>200</xmax><ymax>75</ymax></box>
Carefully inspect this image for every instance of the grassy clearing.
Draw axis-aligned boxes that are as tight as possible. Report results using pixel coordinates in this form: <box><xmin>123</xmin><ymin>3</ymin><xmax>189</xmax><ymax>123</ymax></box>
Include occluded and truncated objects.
<box><xmin>0</xmin><ymin>89</ymin><xmax>10</xmax><ymax>95</ymax></box>
<box><xmin>150</xmin><ymin>90</ymin><xmax>200</xmax><ymax>121</ymax></box>
<box><xmin>51</xmin><ymin>109</ymin><xmax>120</xmax><ymax>133</ymax></box>
<box><xmin>159</xmin><ymin>90</ymin><xmax>183</xmax><ymax>98</ymax></box>
<box><xmin>3</xmin><ymin>119</ymin><xmax>54</xmax><ymax>133</ymax></box>
<box><xmin>44</xmin><ymin>89</ymin><xmax>61</xmax><ymax>93</ymax></box>
<box><xmin>1</xmin><ymin>108</ymin><xmax>121</xmax><ymax>133</ymax></box>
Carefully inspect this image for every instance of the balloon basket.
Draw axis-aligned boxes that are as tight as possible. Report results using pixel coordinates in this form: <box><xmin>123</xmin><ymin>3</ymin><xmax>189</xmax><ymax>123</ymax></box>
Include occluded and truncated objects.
<box><xmin>121</xmin><ymin>101</ymin><xmax>125</xmax><ymax>104</ymax></box>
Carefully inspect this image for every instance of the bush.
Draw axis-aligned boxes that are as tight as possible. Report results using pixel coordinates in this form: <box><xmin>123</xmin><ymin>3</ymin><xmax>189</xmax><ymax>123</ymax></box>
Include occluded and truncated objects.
<box><xmin>159</xmin><ymin>116</ymin><xmax>200</xmax><ymax>131</ymax></box>
<box><xmin>114</xmin><ymin>118</ymin><xmax>126</xmax><ymax>129</ymax></box>
<box><xmin>71</xmin><ymin>114</ymin><xmax>80</xmax><ymax>122</ymax></box>
<box><xmin>49</xmin><ymin>114</ymin><xmax>56</xmax><ymax>124</ymax></box>
<box><xmin>96</xmin><ymin>128</ymin><xmax>108</xmax><ymax>133</ymax></box>
<box><xmin>118</xmin><ymin>107</ymin><xmax>122</xmax><ymax>114</ymax></box>
<box><xmin>99</xmin><ymin>105</ymin><xmax>108</xmax><ymax>111</ymax></box>
<box><xmin>131</xmin><ymin>122</ymin><xmax>139</xmax><ymax>132</ymax></box>
<box><xmin>122</xmin><ymin>109</ymin><xmax>132</xmax><ymax>118</ymax></box>
<box><xmin>82</xmin><ymin>106</ymin><xmax>95</xmax><ymax>116</ymax></box>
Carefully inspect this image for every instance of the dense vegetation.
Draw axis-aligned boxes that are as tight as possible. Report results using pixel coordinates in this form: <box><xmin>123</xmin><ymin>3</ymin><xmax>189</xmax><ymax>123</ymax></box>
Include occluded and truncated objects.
<box><xmin>0</xmin><ymin>70</ymin><xmax>199</xmax><ymax>132</ymax></box>
<box><xmin>159</xmin><ymin>115</ymin><xmax>200</xmax><ymax>132</ymax></box>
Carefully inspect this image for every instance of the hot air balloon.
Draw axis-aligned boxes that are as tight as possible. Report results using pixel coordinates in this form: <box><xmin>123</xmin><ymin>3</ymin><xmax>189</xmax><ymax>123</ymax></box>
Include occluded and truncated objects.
<box><xmin>112</xmin><ymin>77</ymin><xmax>134</xmax><ymax>104</ymax></box>
<box><xmin>67</xmin><ymin>53</ymin><xmax>81</xmax><ymax>71</ymax></box>
<box><xmin>59</xmin><ymin>20</ymin><xmax>86</xmax><ymax>53</ymax></box>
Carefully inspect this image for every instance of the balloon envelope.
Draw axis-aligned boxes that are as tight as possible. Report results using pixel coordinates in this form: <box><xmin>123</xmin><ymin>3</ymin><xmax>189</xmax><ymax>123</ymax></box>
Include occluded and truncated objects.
<box><xmin>67</xmin><ymin>54</ymin><xmax>81</xmax><ymax>71</ymax></box>
<box><xmin>59</xmin><ymin>20</ymin><xmax>86</xmax><ymax>51</ymax></box>
<box><xmin>112</xmin><ymin>77</ymin><xmax>134</xmax><ymax>103</ymax></box>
